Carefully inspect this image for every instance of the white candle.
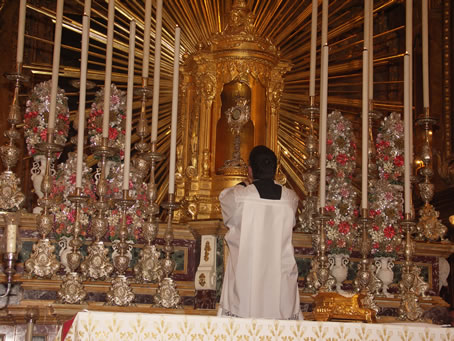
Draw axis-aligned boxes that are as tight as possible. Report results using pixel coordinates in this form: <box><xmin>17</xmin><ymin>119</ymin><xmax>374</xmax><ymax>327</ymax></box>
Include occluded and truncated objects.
<box><xmin>47</xmin><ymin>0</ymin><xmax>64</xmax><ymax>137</ymax></box>
<box><xmin>364</xmin><ymin>0</ymin><xmax>370</xmax><ymax>57</ymax></box>
<box><xmin>151</xmin><ymin>0</ymin><xmax>164</xmax><ymax>143</ymax></box>
<box><xmin>403</xmin><ymin>53</ymin><xmax>411</xmax><ymax>214</ymax></box>
<box><xmin>142</xmin><ymin>0</ymin><xmax>152</xmax><ymax>78</ymax></box>
<box><xmin>321</xmin><ymin>0</ymin><xmax>328</xmax><ymax>46</ymax></box>
<box><xmin>102</xmin><ymin>0</ymin><xmax>115</xmax><ymax>139</ymax></box>
<box><xmin>309</xmin><ymin>0</ymin><xmax>318</xmax><ymax>97</ymax></box>
<box><xmin>16</xmin><ymin>0</ymin><xmax>27</xmax><ymax>65</ymax></box>
<box><xmin>406</xmin><ymin>0</ymin><xmax>413</xmax><ymax>163</ymax></box>
<box><xmin>368</xmin><ymin>0</ymin><xmax>373</xmax><ymax>102</ymax></box>
<box><xmin>123</xmin><ymin>20</ymin><xmax>136</xmax><ymax>191</ymax></box>
<box><xmin>319</xmin><ymin>44</ymin><xmax>329</xmax><ymax>208</ymax></box>
<box><xmin>75</xmin><ymin>13</ymin><xmax>91</xmax><ymax>188</ymax></box>
<box><xmin>83</xmin><ymin>0</ymin><xmax>91</xmax><ymax>16</ymax></box>
<box><xmin>361</xmin><ymin>48</ymin><xmax>369</xmax><ymax>209</ymax></box>
<box><xmin>168</xmin><ymin>26</ymin><xmax>181</xmax><ymax>195</ymax></box>
<box><xmin>422</xmin><ymin>0</ymin><xmax>429</xmax><ymax>109</ymax></box>
<box><xmin>6</xmin><ymin>224</ymin><xmax>17</xmax><ymax>253</ymax></box>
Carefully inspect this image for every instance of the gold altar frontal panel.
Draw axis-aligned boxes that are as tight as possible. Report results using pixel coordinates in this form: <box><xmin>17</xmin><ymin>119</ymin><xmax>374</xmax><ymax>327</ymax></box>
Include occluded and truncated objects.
<box><xmin>56</xmin><ymin>311</ymin><xmax>454</xmax><ymax>341</ymax></box>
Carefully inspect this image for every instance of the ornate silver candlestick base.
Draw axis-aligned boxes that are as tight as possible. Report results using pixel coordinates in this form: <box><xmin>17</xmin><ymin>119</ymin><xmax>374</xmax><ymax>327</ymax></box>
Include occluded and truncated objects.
<box><xmin>154</xmin><ymin>195</ymin><xmax>182</xmax><ymax>309</ymax></box>
<box><xmin>306</xmin><ymin>209</ymin><xmax>335</xmax><ymax>293</ymax></box>
<box><xmin>398</xmin><ymin>214</ymin><xmax>429</xmax><ymax>321</ymax></box>
<box><xmin>106</xmin><ymin>192</ymin><xmax>135</xmax><ymax>307</ymax></box>
<box><xmin>353</xmin><ymin>210</ymin><xmax>382</xmax><ymax>313</ymax></box>
<box><xmin>25</xmin><ymin>136</ymin><xmax>62</xmax><ymax>279</ymax></box>
<box><xmin>1</xmin><ymin>66</ymin><xmax>29</xmax><ymax>211</ymax></box>
<box><xmin>57</xmin><ymin>190</ymin><xmax>88</xmax><ymax>304</ymax></box>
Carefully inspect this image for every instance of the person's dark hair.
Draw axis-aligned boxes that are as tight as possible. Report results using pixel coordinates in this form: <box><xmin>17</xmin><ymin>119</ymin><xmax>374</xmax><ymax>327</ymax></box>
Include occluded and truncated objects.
<box><xmin>249</xmin><ymin>145</ymin><xmax>277</xmax><ymax>180</ymax></box>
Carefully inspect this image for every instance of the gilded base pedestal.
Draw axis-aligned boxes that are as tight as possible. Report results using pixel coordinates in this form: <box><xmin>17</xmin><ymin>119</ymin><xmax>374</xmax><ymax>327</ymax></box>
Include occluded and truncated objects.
<box><xmin>313</xmin><ymin>292</ymin><xmax>376</xmax><ymax>323</ymax></box>
<box><xmin>106</xmin><ymin>275</ymin><xmax>135</xmax><ymax>307</ymax></box>
<box><xmin>154</xmin><ymin>277</ymin><xmax>182</xmax><ymax>309</ymax></box>
<box><xmin>57</xmin><ymin>272</ymin><xmax>86</xmax><ymax>304</ymax></box>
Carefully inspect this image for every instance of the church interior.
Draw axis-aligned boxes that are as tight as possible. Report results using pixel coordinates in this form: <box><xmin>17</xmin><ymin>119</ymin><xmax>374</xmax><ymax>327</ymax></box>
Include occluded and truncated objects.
<box><xmin>0</xmin><ymin>0</ymin><xmax>454</xmax><ymax>339</ymax></box>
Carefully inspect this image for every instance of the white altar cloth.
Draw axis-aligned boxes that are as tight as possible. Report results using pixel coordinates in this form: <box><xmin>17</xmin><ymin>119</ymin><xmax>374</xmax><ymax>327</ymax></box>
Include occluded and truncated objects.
<box><xmin>56</xmin><ymin>311</ymin><xmax>454</xmax><ymax>341</ymax></box>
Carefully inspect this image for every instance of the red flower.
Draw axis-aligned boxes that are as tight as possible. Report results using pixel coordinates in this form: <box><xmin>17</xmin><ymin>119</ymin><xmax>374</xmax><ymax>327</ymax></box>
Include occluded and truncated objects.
<box><xmin>372</xmin><ymin>224</ymin><xmax>380</xmax><ymax>231</ymax></box>
<box><xmin>372</xmin><ymin>242</ymin><xmax>380</xmax><ymax>249</ymax></box>
<box><xmin>109</xmin><ymin>127</ymin><xmax>119</xmax><ymax>140</ymax></box>
<box><xmin>384</xmin><ymin>225</ymin><xmax>395</xmax><ymax>239</ymax></box>
<box><xmin>393</xmin><ymin>155</ymin><xmax>404</xmax><ymax>167</ymax></box>
<box><xmin>336</xmin><ymin>153</ymin><xmax>349</xmax><ymax>165</ymax></box>
<box><xmin>40</xmin><ymin>128</ymin><xmax>48</xmax><ymax>141</ymax></box>
<box><xmin>327</xmin><ymin>139</ymin><xmax>333</xmax><ymax>145</ymax></box>
<box><xmin>338</xmin><ymin>221</ymin><xmax>350</xmax><ymax>235</ymax></box>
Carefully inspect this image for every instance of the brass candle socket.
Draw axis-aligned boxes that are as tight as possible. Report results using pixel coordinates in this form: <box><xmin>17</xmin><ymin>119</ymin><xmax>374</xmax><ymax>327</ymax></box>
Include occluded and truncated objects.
<box><xmin>0</xmin><ymin>252</ymin><xmax>17</xmax><ymax>298</ymax></box>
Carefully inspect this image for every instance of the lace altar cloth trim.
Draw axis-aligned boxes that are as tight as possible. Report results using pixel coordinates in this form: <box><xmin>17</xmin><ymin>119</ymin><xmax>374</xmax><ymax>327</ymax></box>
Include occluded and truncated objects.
<box><xmin>56</xmin><ymin>311</ymin><xmax>454</xmax><ymax>341</ymax></box>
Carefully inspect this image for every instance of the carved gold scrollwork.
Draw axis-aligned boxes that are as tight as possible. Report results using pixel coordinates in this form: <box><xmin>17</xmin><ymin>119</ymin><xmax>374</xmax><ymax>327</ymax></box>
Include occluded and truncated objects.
<box><xmin>204</xmin><ymin>241</ymin><xmax>211</xmax><ymax>262</ymax></box>
<box><xmin>24</xmin><ymin>239</ymin><xmax>60</xmax><ymax>279</ymax></box>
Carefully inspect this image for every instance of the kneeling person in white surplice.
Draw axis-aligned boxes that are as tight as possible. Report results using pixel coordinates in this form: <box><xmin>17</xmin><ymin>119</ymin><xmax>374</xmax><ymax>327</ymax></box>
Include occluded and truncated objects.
<box><xmin>218</xmin><ymin>145</ymin><xmax>302</xmax><ymax>320</ymax></box>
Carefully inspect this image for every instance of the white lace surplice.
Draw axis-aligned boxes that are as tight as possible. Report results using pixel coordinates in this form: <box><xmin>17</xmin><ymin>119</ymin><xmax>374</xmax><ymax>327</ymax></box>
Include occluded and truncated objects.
<box><xmin>219</xmin><ymin>184</ymin><xmax>302</xmax><ymax>320</ymax></box>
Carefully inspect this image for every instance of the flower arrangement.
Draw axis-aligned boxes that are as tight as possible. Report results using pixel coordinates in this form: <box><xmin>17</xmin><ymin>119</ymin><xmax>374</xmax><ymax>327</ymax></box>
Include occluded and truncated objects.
<box><xmin>49</xmin><ymin>152</ymin><xmax>97</xmax><ymax>238</ymax></box>
<box><xmin>368</xmin><ymin>179</ymin><xmax>403</xmax><ymax>255</ymax></box>
<box><xmin>87</xmin><ymin>84</ymin><xmax>126</xmax><ymax>158</ymax></box>
<box><xmin>369</xmin><ymin>112</ymin><xmax>404</xmax><ymax>256</ymax></box>
<box><xmin>102</xmin><ymin>162</ymin><xmax>150</xmax><ymax>242</ymax></box>
<box><xmin>375</xmin><ymin>112</ymin><xmax>405</xmax><ymax>184</ymax></box>
<box><xmin>24</xmin><ymin>80</ymin><xmax>70</xmax><ymax>156</ymax></box>
<box><xmin>325</xmin><ymin>111</ymin><xmax>359</xmax><ymax>254</ymax></box>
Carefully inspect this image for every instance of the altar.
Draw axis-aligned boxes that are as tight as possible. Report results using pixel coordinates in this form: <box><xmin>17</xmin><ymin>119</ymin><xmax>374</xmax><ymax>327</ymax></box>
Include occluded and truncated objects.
<box><xmin>56</xmin><ymin>311</ymin><xmax>454</xmax><ymax>341</ymax></box>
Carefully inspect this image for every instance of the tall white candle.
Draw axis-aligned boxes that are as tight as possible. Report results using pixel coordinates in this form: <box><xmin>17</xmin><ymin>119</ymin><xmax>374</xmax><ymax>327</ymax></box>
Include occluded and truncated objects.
<box><xmin>422</xmin><ymin>0</ymin><xmax>429</xmax><ymax>109</ymax></box>
<box><xmin>406</xmin><ymin>0</ymin><xmax>413</xmax><ymax>163</ymax></box>
<box><xmin>102</xmin><ymin>0</ymin><xmax>115</xmax><ymax>139</ymax></box>
<box><xmin>75</xmin><ymin>13</ymin><xmax>91</xmax><ymax>188</ymax></box>
<box><xmin>319</xmin><ymin>44</ymin><xmax>329</xmax><ymax>208</ymax></box>
<box><xmin>321</xmin><ymin>0</ymin><xmax>328</xmax><ymax>46</ymax></box>
<box><xmin>361</xmin><ymin>48</ymin><xmax>369</xmax><ymax>209</ymax></box>
<box><xmin>16</xmin><ymin>0</ymin><xmax>27</xmax><ymax>65</ymax></box>
<box><xmin>364</xmin><ymin>0</ymin><xmax>370</xmax><ymax>56</ymax></box>
<box><xmin>83</xmin><ymin>0</ymin><xmax>91</xmax><ymax>16</ymax></box>
<box><xmin>309</xmin><ymin>0</ymin><xmax>318</xmax><ymax>97</ymax></box>
<box><xmin>142</xmin><ymin>0</ymin><xmax>152</xmax><ymax>78</ymax></box>
<box><xmin>368</xmin><ymin>0</ymin><xmax>373</xmax><ymax>102</ymax></box>
<box><xmin>403</xmin><ymin>53</ymin><xmax>411</xmax><ymax>214</ymax></box>
<box><xmin>168</xmin><ymin>26</ymin><xmax>181</xmax><ymax>195</ymax></box>
<box><xmin>151</xmin><ymin>0</ymin><xmax>164</xmax><ymax>144</ymax></box>
<box><xmin>123</xmin><ymin>20</ymin><xmax>136</xmax><ymax>191</ymax></box>
<box><xmin>47</xmin><ymin>0</ymin><xmax>64</xmax><ymax>137</ymax></box>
